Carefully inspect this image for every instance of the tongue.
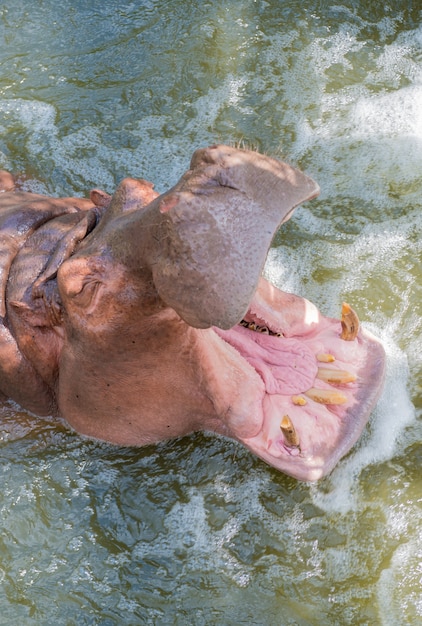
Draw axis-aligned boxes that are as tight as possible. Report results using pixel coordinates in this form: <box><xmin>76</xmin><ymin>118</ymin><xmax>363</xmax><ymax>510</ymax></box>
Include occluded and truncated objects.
<box><xmin>213</xmin><ymin>326</ymin><xmax>318</xmax><ymax>395</ymax></box>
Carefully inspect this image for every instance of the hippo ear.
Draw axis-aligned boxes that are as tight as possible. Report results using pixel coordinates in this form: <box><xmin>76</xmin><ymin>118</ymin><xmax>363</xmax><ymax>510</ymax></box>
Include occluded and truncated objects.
<box><xmin>102</xmin><ymin>177</ymin><xmax>160</xmax><ymax>220</ymax></box>
<box><xmin>0</xmin><ymin>170</ymin><xmax>15</xmax><ymax>192</ymax></box>
<box><xmin>149</xmin><ymin>154</ymin><xmax>319</xmax><ymax>329</ymax></box>
<box><xmin>33</xmin><ymin>210</ymin><xmax>98</xmax><ymax>293</ymax></box>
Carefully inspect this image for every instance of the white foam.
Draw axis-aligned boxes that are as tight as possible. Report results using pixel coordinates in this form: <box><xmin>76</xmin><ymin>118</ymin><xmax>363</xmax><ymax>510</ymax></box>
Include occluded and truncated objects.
<box><xmin>265</xmin><ymin>208</ymin><xmax>419</xmax><ymax>513</ymax></box>
<box><xmin>262</xmin><ymin>24</ymin><xmax>422</xmax><ymax>210</ymax></box>
<box><xmin>308</xmin><ymin>335</ymin><xmax>415</xmax><ymax>514</ymax></box>
<box><xmin>0</xmin><ymin>71</ymin><xmax>251</xmax><ymax>196</ymax></box>
<box><xmin>377</xmin><ymin>538</ymin><xmax>422</xmax><ymax>625</ymax></box>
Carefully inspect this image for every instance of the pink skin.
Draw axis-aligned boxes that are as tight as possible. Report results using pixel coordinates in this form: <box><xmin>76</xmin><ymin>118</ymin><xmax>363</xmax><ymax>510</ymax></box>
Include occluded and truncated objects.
<box><xmin>0</xmin><ymin>146</ymin><xmax>385</xmax><ymax>481</ymax></box>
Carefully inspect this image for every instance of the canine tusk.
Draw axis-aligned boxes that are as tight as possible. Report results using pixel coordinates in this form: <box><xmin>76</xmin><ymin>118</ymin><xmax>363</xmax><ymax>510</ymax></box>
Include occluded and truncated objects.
<box><xmin>305</xmin><ymin>388</ymin><xmax>348</xmax><ymax>405</ymax></box>
<box><xmin>317</xmin><ymin>368</ymin><xmax>357</xmax><ymax>384</ymax></box>
<box><xmin>340</xmin><ymin>302</ymin><xmax>359</xmax><ymax>341</ymax></box>
<box><xmin>317</xmin><ymin>353</ymin><xmax>336</xmax><ymax>363</ymax></box>
<box><xmin>280</xmin><ymin>415</ymin><xmax>300</xmax><ymax>448</ymax></box>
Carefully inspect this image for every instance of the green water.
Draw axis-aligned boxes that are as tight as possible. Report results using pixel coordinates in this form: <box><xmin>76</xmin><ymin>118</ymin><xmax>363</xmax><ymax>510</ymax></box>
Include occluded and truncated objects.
<box><xmin>0</xmin><ymin>1</ymin><xmax>420</xmax><ymax>624</ymax></box>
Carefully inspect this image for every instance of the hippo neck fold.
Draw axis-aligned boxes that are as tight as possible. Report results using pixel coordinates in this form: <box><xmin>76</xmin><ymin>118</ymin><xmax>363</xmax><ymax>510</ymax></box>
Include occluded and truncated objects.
<box><xmin>0</xmin><ymin>193</ymin><xmax>97</xmax><ymax>415</ymax></box>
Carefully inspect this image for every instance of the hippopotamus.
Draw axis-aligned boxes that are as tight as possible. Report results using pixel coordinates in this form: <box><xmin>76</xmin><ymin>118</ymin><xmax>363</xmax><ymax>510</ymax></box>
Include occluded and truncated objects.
<box><xmin>0</xmin><ymin>145</ymin><xmax>385</xmax><ymax>480</ymax></box>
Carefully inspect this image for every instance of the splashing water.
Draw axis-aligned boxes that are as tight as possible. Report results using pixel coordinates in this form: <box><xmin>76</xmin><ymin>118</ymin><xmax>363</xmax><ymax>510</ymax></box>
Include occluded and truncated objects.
<box><xmin>0</xmin><ymin>1</ymin><xmax>420</xmax><ymax>624</ymax></box>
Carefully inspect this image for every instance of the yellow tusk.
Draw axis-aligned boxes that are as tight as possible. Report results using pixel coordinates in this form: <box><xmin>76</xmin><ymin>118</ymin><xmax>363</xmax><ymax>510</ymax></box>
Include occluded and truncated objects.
<box><xmin>341</xmin><ymin>302</ymin><xmax>359</xmax><ymax>341</ymax></box>
<box><xmin>305</xmin><ymin>388</ymin><xmax>348</xmax><ymax>405</ymax></box>
<box><xmin>317</xmin><ymin>353</ymin><xmax>336</xmax><ymax>363</ymax></box>
<box><xmin>317</xmin><ymin>368</ymin><xmax>357</xmax><ymax>384</ymax></box>
<box><xmin>280</xmin><ymin>415</ymin><xmax>300</xmax><ymax>447</ymax></box>
<box><xmin>291</xmin><ymin>395</ymin><xmax>307</xmax><ymax>406</ymax></box>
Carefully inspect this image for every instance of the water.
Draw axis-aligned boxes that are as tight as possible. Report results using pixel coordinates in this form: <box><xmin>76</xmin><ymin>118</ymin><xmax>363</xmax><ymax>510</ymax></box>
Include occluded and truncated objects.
<box><xmin>0</xmin><ymin>1</ymin><xmax>420</xmax><ymax>624</ymax></box>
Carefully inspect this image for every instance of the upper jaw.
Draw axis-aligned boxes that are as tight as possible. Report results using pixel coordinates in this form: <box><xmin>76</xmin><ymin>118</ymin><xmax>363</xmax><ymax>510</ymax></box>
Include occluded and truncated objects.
<box><xmin>143</xmin><ymin>144</ymin><xmax>320</xmax><ymax>331</ymax></box>
<box><xmin>212</xmin><ymin>278</ymin><xmax>386</xmax><ymax>481</ymax></box>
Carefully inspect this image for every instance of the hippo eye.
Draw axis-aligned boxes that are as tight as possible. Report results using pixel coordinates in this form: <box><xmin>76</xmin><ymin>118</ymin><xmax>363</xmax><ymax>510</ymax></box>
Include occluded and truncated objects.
<box><xmin>58</xmin><ymin>257</ymin><xmax>105</xmax><ymax>316</ymax></box>
<box><xmin>62</xmin><ymin>278</ymin><xmax>104</xmax><ymax>319</ymax></box>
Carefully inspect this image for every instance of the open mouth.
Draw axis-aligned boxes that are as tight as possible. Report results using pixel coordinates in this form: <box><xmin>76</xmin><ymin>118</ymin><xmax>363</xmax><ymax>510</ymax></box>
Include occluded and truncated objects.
<box><xmin>149</xmin><ymin>143</ymin><xmax>387</xmax><ymax>481</ymax></box>
<box><xmin>213</xmin><ymin>278</ymin><xmax>386</xmax><ymax>481</ymax></box>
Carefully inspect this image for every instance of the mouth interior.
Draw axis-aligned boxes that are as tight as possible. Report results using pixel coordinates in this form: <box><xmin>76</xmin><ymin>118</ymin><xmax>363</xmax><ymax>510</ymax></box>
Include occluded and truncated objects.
<box><xmin>212</xmin><ymin>285</ymin><xmax>386</xmax><ymax>481</ymax></box>
<box><xmin>223</xmin><ymin>313</ymin><xmax>319</xmax><ymax>397</ymax></box>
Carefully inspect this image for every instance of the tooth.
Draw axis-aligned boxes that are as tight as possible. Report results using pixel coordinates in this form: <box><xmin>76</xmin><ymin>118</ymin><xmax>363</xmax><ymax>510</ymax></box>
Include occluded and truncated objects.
<box><xmin>291</xmin><ymin>395</ymin><xmax>307</xmax><ymax>406</ymax></box>
<box><xmin>305</xmin><ymin>388</ymin><xmax>348</xmax><ymax>404</ymax></box>
<box><xmin>317</xmin><ymin>368</ymin><xmax>356</xmax><ymax>384</ymax></box>
<box><xmin>258</xmin><ymin>326</ymin><xmax>270</xmax><ymax>334</ymax></box>
<box><xmin>280</xmin><ymin>415</ymin><xmax>300</xmax><ymax>447</ymax></box>
<box><xmin>340</xmin><ymin>302</ymin><xmax>359</xmax><ymax>341</ymax></box>
<box><xmin>317</xmin><ymin>353</ymin><xmax>336</xmax><ymax>363</ymax></box>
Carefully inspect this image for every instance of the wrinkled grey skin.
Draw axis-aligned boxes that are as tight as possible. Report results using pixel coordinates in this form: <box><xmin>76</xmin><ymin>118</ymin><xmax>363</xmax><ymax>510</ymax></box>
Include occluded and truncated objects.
<box><xmin>0</xmin><ymin>145</ymin><xmax>385</xmax><ymax>480</ymax></box>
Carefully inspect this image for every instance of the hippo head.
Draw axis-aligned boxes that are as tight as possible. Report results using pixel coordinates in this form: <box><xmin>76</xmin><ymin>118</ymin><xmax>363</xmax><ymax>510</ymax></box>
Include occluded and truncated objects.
<box><xmin>8</xmin><ymin>145</ymin><xmax>385</xmax><ymax>481</ymax></box>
